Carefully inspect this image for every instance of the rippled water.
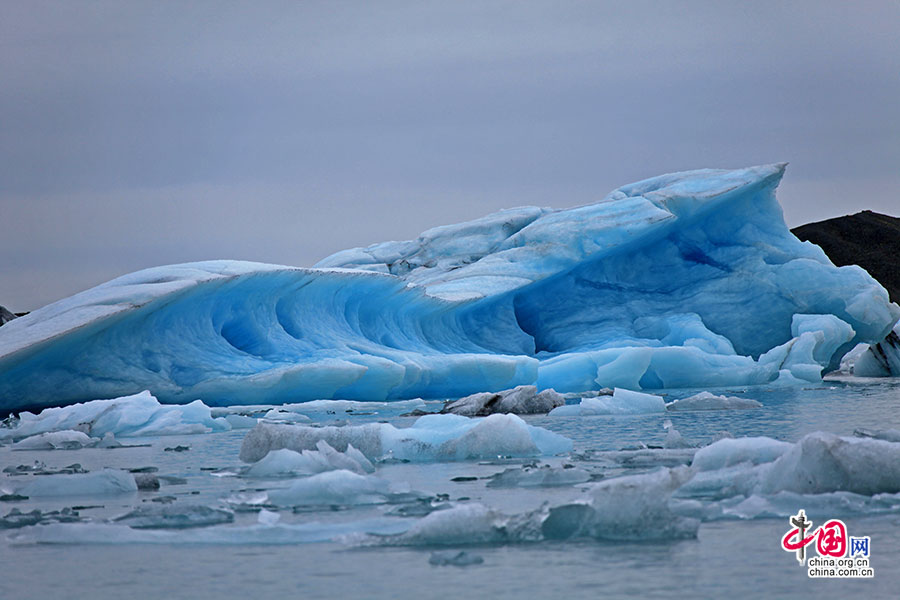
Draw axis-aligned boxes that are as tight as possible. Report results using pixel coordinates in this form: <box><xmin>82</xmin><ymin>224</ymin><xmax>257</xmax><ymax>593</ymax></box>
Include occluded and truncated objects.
<box><xmin>3</xmin><ymin>378</ymin><xmax>900</xmax><ymax>599</ymax></box>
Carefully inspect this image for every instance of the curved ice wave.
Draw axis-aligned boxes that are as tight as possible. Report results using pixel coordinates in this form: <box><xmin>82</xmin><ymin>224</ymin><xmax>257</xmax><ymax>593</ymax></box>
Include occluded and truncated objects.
<box><xmin>1</xmin><ymin>164</ymin><xmax>897</xmax><ymax>411</ymax></box>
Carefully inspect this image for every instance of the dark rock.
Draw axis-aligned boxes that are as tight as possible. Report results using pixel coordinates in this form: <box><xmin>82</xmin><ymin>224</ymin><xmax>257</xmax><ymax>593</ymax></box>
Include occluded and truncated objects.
<box><xmin>0</xmin><ymin>306</ymin><xmax>16</xmax><ymax>326</ymax></box>
<box><xmin>134</xmin><ymin>473</ymin><xmax>161</xmax><ymax>490</ymax></box>
<box><xmin>792</xmin><ymin>210</ymin><xmax>900</xmax><ymax>303</ymax></box>
<box><xmin>164</xmin><ymin>445</ymin><xmax>190</xmax><ymax>452</ymax></box>
<box><xmin>441</xmin><ymin>385</ymin><xmax>565</xmax><ymax>416</ymax></box>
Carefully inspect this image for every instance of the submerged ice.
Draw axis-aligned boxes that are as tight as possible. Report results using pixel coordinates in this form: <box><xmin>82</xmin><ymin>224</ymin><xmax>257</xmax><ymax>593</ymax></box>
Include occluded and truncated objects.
<box><xmin>1</xmin><ymin>164</ymin><xmax>898</xmax><ymax>412</ymax></box>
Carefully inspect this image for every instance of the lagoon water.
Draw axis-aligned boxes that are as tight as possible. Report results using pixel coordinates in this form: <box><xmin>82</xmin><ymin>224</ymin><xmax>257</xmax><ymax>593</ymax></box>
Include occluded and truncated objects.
<box><xmin>3</xmin><ymin>378</ymin><xmax>900</xmax><ymax>599</ymax></box>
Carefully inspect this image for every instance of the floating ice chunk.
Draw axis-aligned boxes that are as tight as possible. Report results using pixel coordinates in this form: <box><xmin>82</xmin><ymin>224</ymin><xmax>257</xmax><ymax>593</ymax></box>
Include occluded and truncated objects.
<box><xmin>0</xmin><ymin>508</ymin><xmax>83</xmax><ymax>529</ymax></box>
<box><xmin>760</xmin><ymin>431</ymin><xmax>900</xmax><ymax>495</ymax></box>
<box><xmin>239</xmin><ymin>414</ymin><xmax>571</xmax><ymax>463</ymax></box>
<box><xmin>548</xmin><ymin>388</ymin><xmax>665</xmax><ymax>416</ymax></box>
<box><xmin>10</xmin><ymin>518</ymin><xmax>412</xmax><ymax>545</ymax></box>
<box><xmin>257</xmin><ymin>509</ymin><xmax>280</xmax><ymax>526</ymax></box>
<box><xmin>18</xmin><ymin>469</ymin><xmax>137</xmax><ymax>496</ymax></box>
<box><xmin>720</xmin><ymin>490</ymin><xmax>900</xmax><ymax>520</ymax></box>
<box><xmin>277</xmin><ymin>399</ymin><xmax>428</xmax><ymax>419</ymax></box>
<box><xmin>245</xmin><ymin>441</ymin><xmax>374</xmax><ymax>478</ymax></box>
<box><xmin>265</xmin><ymin>470</ymin><xmax>394</xmax><ymax>507</ymax></box>
<box><xmin>11</xmin><ymin>430</ymin><xmax>97</xmax><ymax>450</ymax></box>
<box><xmin>691</xmin><ymin>437</ymin><xmax>792</xmax><ymax>472</ymax></box>
<box><xmin>391</xmin><ymin>504</ymin><xmax>510</xmax><ymax>546</ymax></box>
<box><xmin>113</xmin><ymin>505</ymin><xmax>234</xmax><ymax>529</ymax></box>
<box><xmin>663</xmin><ymin>422</ymin><xmax>692</xmax><ymax>449</ymax></box>
<box><xmin>261</xmin><ymin>410</ymin><xmax>312</xmax><ymax>424</ymax></box>
<box><xmin>485</xmin><ymin>464</ymin><xmax>591</xmax><ymax>488</ymax></box>
<box><xmin>854</xmin><ymin>428</ymin><xmax>900</xmax><ymax>443</ymax></box>
<box><xmin>542</xmin><ymin>467</ymin><xmax>699</xmax><ymax>541</ymax></box>
<box><xmin>0</xmin><ymin>391</ymin><xmax>230</xmax><ymax>442</ymax></box>
<box><xmin>665</xmin><ymin>392</ymin><xmax>762</xmax><ymax>411</ymax></box>
<box><xmin>442</xmin><ymin>386</ymin><xmax>564</xmax><ymax>416</ymax></box>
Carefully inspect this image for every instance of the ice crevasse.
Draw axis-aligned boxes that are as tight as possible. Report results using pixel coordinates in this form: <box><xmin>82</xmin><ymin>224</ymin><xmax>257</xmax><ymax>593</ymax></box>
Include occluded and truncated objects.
<box><xmin>0</xmin><ymin>164</ymin><xmax>897</xmax><ymax>412</ymax></box>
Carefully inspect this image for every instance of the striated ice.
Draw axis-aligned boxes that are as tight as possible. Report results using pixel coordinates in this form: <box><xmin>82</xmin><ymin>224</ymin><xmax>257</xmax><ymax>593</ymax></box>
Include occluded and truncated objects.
<box><xmin>17</xmin><ymin>469</ymin><xmax>137</xmax><ymax>497</ymax></box>
<box><xmin>240</xmin><ymin>413</ymin><xmax>571</xmax><ymax>463</ymax></box>
<box><xmin>2</xmin><ymin>165</ymin><xmax>898</xmax><ymax>413</ymax></box>
<box><xmin>549</xmin><ymin>388</ymin><xmax>665</xmax><ymax>416</ymax></box>
<box><xmin>665</xmin><ymin>392</ymin><xmax>762</xmax><ymax>411</ymax></box>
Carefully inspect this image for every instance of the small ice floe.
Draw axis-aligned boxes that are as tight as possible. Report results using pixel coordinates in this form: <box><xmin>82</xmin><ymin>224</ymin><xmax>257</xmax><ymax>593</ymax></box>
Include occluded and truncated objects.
<box><xmin>441</xmin><ymin>386</ymin><xmax>564</xmax><ymax>416</ymax></box>
<box><xmin>260</xmin><ymin>409</ymin><xmax>312</xmax><ymax>424</ymax></box>
<box><xmin>570</xmin><ymin>447</ymin><xmax>696</xmax><ymax>469</ymax></box>
<box><xmin>1</xmin><ymin>507</ymin><xmax>83</xmax><ymax>529</ymax></box>
<box><xmin>485</xmin><ymin>463</ymin><xmax>592</xmax><ymax>488</ymax></box>
<box><xmin>244</xmin><ymin>440</ymin><xmax>375</xmax><ymax>478</ymax></box>
<box><xmin>429</xmin><ymin>550</ymin><xmax>484</xmax><ymax>566</ymax></box>
<box><xmin>228</xmin><ymin>469</ymin><xmax>413</xmax><ymax>509</ymax></box>
<box><xmin>662</xmin><ymin>420</ymin><xmax>693</xmax><ymax>449</ymax></box>
<box><xmin>548</xmin><ymin>388</ymin><xmax>665</xmax><ymax>416</ymax></box>
<box><xmin>376</xmin><ymin>469</ymin><xmax>699</xmax><ymax>547</ymax></box>
<box><xmin>679</xmin><ymin>431</ymin><xmax>900</xmax><ymax>502</ymax></box>
<box><xmin>9</xmin><ymin>518</ymin><xmax>412</xmax><ymax>545</ymax></box>
<box><xmin>0</xmin><ymin>391</ymin><xmax>230</xmax><ymax>442</ymax></box>
<box><xmin>11</xmin><ymin>430</ymin><xmax>97</xmax><ymax>451</ymax></box>
<box><xmin>854</xmin><ymin>427</ymin><xmax>900</xmax><ymax>443</ymax></box>
<box><xmin>113</xmin><ymin>504</ymin><xmax>234</xmax><ymax>529</ymax></box>
<box><xmin>17</xmin><ymin>469</ymin><xmax>137</xmax><ymax>497</ymax></box>
<box><xmin>239</xmin><ymin>413</ymin><xmax>571</xmax><ymax>463</ymax></box>
<box><xmin>665</xmin><ymin>391</ymin><xmax>762</xmax><ymax>411</ymax></box>
<box><xmin>2</xmin><ymin>461</ymin><xmax>86</xmax><ymax>476</ymax></box>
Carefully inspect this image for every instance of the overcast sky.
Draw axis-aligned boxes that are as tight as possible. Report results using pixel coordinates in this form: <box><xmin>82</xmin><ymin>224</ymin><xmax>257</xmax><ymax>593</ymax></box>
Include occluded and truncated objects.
<box><xmin>1</xmin><ymin>1</ymin><xmax>898</xmax><ymax>311</ymax></box>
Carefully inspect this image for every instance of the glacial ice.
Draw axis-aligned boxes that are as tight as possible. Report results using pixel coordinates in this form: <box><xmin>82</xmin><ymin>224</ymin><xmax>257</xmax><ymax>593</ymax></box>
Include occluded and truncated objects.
<box><xmin>548</xmin><ymin>388</ymin><xmax>665</xmax><ymax>416</ymax></box>
<box><xmin>0</xmin><ymin>391</ymin><xmax>230</xmax><ymax>441</ymax></box>
<box><xmin>244</xmin><ymin>440</ymin><xmax>375</xmax><ymax>478</ymax></box>
<box><xmin>10</xmin><ymin>518</ymin><xmax>413</xmax><ymax>545</ymax></box>
<box><xmin>679</xmin><ymin>432</ymin><xmax>900</xmax><ymax>500</ymax></box>
<box><xmin>665</xmin><ymin>392</ymin><xmax>762</xmax><ymax>411</ymax></box>
<box><xmin>17</xmin><ymin>469</ymin><xmax>137</xmax><ymax>497</ymax></box>
<box><xmin>264</xmin><ymin>470</ymin><xmax>396</xmax><ymax>507</ymax></box>
<box><xmin>239</xmin><ymin>413</ymin><xmax>572</xmax><ymax>463</ymax></box>
<box><xmin>11</xmin><ymin>430</ymin><xmax>97</xmax><ymax>450</ymax></box>
<box><xmin>485</xmin><ymin>464</ymin><xmax>592</xmax><ymax>488</ymax></box>
<box><xmin>1</xmin><ymin>164</ymin><xmax>898</xmax><ymax>412</ymax></box>
<box><xmin>113</xmin><ymin>505</ymin><xmax>234</xmax><ymax>529</ymax></box>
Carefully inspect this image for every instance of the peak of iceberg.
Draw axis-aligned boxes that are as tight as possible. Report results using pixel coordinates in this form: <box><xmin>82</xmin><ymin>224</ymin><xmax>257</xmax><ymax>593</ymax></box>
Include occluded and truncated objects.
<box><xmin>0</xmin><ymin>165</ymin><xmax>897</xmax><ymax>412</ymax></box>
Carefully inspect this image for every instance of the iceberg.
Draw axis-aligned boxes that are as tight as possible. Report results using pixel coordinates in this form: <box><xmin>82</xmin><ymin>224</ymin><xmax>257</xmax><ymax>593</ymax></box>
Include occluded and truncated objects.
<box><xmin>239</xmin><ymin>413</ymin><xmax>572</xmax><ymax>463</ymax></box>
<box><xmin>0</xmin><ymin>391</ymin><xmax>231</xmax><ymax>441</ymax></box>
<box><xmin>244</xmin><ymin>440</ymin><xmax>375</xmax><ymax>478</ymax></box>
<box><xmin>1</xmin><ymin>164</ymin><xmax>897</xmax><ymax>412</ymax></box>
<box><xmin>665</xmin><ymin>391</ymin><xmax>762</xmax><ymax>411</ymax></box>
<box><xmin>549</xmin><ymin>388</ymin><xmax>666</xmax><ymax>416</ymax></box>
<box><xmin>16</xmin><ymin>469</ymin><xmax>138</xmax><ymax>497</ymax></box>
